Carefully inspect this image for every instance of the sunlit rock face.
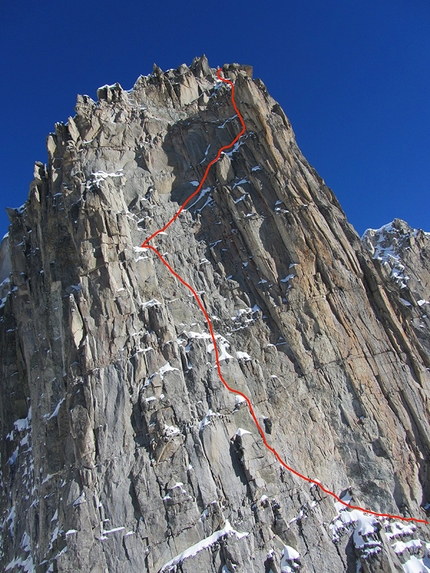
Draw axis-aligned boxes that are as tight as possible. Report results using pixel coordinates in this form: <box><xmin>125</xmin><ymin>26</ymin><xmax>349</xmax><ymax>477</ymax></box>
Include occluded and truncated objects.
<box><xmin>1</xmin><ymin>55</ymin><xmax>429</xmax><ymax>573</ymax></box>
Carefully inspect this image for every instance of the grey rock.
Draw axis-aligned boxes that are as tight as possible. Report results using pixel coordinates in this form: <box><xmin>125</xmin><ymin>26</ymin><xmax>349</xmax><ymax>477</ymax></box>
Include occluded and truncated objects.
<box><xmin>1</xmin><ymin>56</ymin><xmax>429</xmax><ymax>573</ymax></box>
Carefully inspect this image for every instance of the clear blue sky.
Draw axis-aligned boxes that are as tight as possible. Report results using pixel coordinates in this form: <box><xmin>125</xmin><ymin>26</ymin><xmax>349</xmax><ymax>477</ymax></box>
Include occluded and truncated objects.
<box><xmin>1</xmin><ymin>0</ymin><xmax>429</xmax><ymax>237</ymax></box>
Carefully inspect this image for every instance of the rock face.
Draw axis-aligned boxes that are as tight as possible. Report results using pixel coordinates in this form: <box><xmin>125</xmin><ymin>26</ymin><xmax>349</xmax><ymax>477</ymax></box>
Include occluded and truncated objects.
<box><xmin>1</xmin><ymin>55</ymin><xmax>430</xmax><ymax>572</ymax></box>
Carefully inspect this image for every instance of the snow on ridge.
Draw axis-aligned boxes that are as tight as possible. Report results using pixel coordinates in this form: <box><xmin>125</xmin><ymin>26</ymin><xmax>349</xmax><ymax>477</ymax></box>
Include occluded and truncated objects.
<box><xmin>330</xmin><ymin>492</ymin><xmax>430</xmax><ymax>566</ymax></box>
<box><xmin>385</xmin><ymin>520</ymin><xmax>417</xmax><ymax>539</ymax></box>
<box><xmin>391</xmin><ymin>538</ymin><xmax>422</xmax><ymax>555</ymax></box>
<box><xmin>361</xmin><ymin>220</ymin><xmax>416</xmax><ymax>288</ymax></box>
<box><xmin>330</xmin><ymin>492</ymin><xmax>382</xmax><ymax>559</ymax></box>
<box><xmin>159</xmin><ymin>520</ymin><xmax>248</xmax><ymax>572</ymax></box>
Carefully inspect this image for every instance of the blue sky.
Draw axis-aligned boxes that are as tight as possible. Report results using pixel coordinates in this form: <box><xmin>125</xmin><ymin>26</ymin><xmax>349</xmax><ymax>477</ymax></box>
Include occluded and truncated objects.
<box><xmin>1</xmin><ymin>0</ymin><xmax>429</xmax><ymax>236</ymax></box>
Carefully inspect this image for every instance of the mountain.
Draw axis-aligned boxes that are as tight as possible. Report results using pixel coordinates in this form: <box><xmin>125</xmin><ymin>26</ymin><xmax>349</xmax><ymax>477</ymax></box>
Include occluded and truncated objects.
<box><xmin>1</xmin><ymin>55</ymin><xmax>430</xmax><ymax>573</ymax></box>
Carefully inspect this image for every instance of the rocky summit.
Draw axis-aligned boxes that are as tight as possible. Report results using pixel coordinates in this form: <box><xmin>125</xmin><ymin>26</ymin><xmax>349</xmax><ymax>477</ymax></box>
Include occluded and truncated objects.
<box><xmin>1</xmin><ymin>55</ymin><xmax>430</xmax><ymax>573</ymax></box>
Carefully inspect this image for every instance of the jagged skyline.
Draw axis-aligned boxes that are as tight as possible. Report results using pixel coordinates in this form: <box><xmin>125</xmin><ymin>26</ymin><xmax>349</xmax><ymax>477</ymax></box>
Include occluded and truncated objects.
<box><xmin>1</xmin><ymin>0</ymin><xmax>429</xmax><ymax>237</ymax></box>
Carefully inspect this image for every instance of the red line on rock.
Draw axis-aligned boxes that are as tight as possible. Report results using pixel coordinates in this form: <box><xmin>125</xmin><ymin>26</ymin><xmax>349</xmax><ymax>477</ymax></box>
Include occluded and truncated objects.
<box><xmin>141</xmin><ymin>68</ymin><xmax>428</xmax><ymax>526</ymax></box>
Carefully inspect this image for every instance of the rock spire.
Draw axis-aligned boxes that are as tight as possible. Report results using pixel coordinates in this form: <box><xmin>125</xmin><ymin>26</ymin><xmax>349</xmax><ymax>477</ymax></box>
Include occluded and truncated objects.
<box><xmin>1</xmin><ymin>56</ymin><xmax>429</xmax><ymax>572</ymax></box>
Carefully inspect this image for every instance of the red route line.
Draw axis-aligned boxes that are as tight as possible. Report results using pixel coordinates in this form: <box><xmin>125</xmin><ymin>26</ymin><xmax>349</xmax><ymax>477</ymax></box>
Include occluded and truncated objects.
<box><xmin>141</xmin><ymin>69</ymin><xmax>428</xmax><ymax>526</ymax></box>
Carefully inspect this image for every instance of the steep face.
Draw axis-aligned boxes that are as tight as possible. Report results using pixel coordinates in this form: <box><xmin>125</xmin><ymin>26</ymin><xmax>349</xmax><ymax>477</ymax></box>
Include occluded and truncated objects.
<box><xmin>1</xmin><ymin>56</ymin><xmax>430</xmax><ymax>573</ymax></box>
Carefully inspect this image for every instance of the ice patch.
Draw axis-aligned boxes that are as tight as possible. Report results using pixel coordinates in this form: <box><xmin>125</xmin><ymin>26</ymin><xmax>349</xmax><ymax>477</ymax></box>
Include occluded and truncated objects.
<box><xmin>334</xmin><ymin>491</ymin><xmax>352</xmax><ymax>512</ymax></box>
<box><xmin>7</xmin><ymin>505</ymin><xmax>16</xmax><ymax>537</ymax></box>
<box><xmin>186</xmin><ymin>330</ymin><xmax>211</xmax><ymax>340</ymax></box>
<box><xmin>198</xmin><ymin>144</ymin><xmax>211</xmax><ymax>164</ymax></box>
<box><xmin>232</xmin><ymin>178</ymin><xmax>249</xmax><ymax>188</ymax></box>
<box><xmin>234</xmin><ymin>194</ymin><xmax>247</xmax><ymax>204</ymax></box>
<box><xmin>5</xmin><ymin>554</ymin><xmax>35</xmax><ymax>572</ymax></box>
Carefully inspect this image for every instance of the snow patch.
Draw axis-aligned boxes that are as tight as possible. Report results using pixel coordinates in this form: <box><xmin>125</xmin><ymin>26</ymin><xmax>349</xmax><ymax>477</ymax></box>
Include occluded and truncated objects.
<box><xmin>280</xmin><ymin>274</ymin><xmax>295</xmax><ymax>283</ymax></box>
<box><xmin>281</xmin><ymin>545</ymin><xmax>300</xmax><ymax>572</ymax></box>
<box><xmin>159</xmin><ymin>520</ymin><xmax>248</xmax><ymax>571</ymax></box>
<box><xmin>217</xmin><ymin>115</ymin><xmax>238</xmax><ymax>129</ymax></box>
<box><xmin>141</xmin><ymin>298</ymin><xmax>161</xmax><ymax>310</ymax></box>
<box><xmin>330</xmin><ymin>493</ymin><xmax>382</xmax><ymax>559</ymax></box>
<box><xmin>392</xmin><ymin>538</ymin><xmax>422</xmax><ymax>555</ymax></box>
<box><xmin>159</xmin><ymin>362</ymin><xmax>179</xmax><ymax>379</ymax></box>
<box><xmin>46</xmin><ymin>398</ymin><xmax>65</xmax><ymax>420</ymax></box>
<box><xmin>385</xmin><ymin>521</ymin><xmax>417</xmax><ymax>539</ymax></box>
<box><xmin>100</xmin><ymin>526</ymin><xmax>125</xmax><ymax>540</ymax></box>
<box><xmin>163</xmin><ymin>424</ymin><xmax>181</xmax><ymax>438</ymax></box>
<box><xmin>89</xmin><ymin>169</ymin><xmax>123</xmax><ymax>188</ymax></box>
<box><xmin>235</xmin><ymin>428</ymin><xmax>252</xmax><ymax>437</ymax></box>
<box><xmin>199</xmin><ymin>410</ymin><xmax>220</xmax><ymax>431</ymax></box>
<box><xmin>402</xmin><ymin>555</ymin><xmax>430</xmax><ymax>572</ymax></box>
<box><xmin>14</xmin><ymin>407</ymin><xmax>32</xmax><ymax>432</ymax></box>
<box><xmin>206</xmin><ymin>336</ymin><xmax>233</xmax><ymax>361</ymax></box>
<box><xmin>236</xmin><ymin>351</ymin><xmax>251</xmax><ymax>361</ymax></box>
<box><xmin>73</xmin><ymin>492</ymin><xmax>86</xmax><ymax>506</ymax></box>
